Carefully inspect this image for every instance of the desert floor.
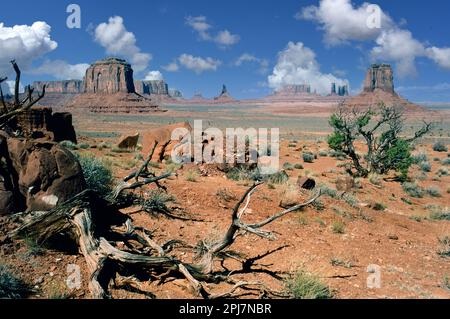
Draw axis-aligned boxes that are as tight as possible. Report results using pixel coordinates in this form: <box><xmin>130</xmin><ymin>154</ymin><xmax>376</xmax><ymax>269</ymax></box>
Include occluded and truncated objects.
<box><xmin>1</xmin><ymin>103</ymin><xmax>449</xmax><ymax>299</ymax></box>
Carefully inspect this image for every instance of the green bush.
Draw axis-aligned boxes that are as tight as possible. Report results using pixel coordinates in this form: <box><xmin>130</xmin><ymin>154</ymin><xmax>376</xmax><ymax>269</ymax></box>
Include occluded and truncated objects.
<box><xmin>0</xmin><ymin>264</ymin><xmax>31</xmax><ymax>299</ymax></box>
<box><xmin>302</xmin><ymin>152</ymin><xmax>315</xmax><ymax>163</ymax></box>
<box><xmin>185</xmin><ymin>170</ymin><xmax>199</xmax><ymax>182</ymax></box>
<box><xmin>283</xmin><ymin>162</ymin><xmax>294</xmax><ymax>171</ymax></box>
<box><xmin>372</xmin><ymin>202</ymin><xmax>387</xmax><ymax>211</ymax></box>
<box><xmin>437</xmin><ymin>167</ymin><xmax>449</xmax><ymax>177</ymax></box>
<box><xmin>294</xmin><ymin>164</ymin><xmax>304</xmax><ymax>170</ymax></box>
<box><xmin>77</xmin><ymin>143</ymin><xmax>90</xmax><ymax>150</ymax></box>
<box><xmin>442</xmin><ymin>158</ymin><xmax>450</xmax><ymax>166</ymax></box>
<box><xmin>426</xmin><ymin>186</ymin><xmax>442</xmax><ymax>198</ymax></box>
<box><xmin>402</xmin><ymin>182</ymin><xmax>425</xmax><ymax>198</ymax></box>
<box><xmin>77</xmin><ymin>154</ymin><xmax>114</xmax><ymax>197</ymax></box>
<box><xmin>142</xmin><ymin>190</ymin><xmax>175</xmax><ymax>215</ymax></box>
<box><xmin>419</xmin><ymin>162</ymin><xmax>432</xmax><ymax>173</ymax></box>
<box><xmin>332</xmin><ymin>221</ymin><xmax>345</xmax><ymax>234</ymax></box>
<box><xmin>59</xmin><ymin>140</ymin><xmax>78</xmax><ymax>150</ymax></box>
<box><xmin>285</xmin><ymin>270</ymin><xmax>332</xmax><ymax>299</ymax></box>
<box><xmin>412</xmin><ymin>153</ymin><xmax>428</xmax><ymax>164</ymax></box>
<box><xmin>433</xmin><ymin>141</ymin><xmax>448</xmax><ymax>152</ymax></box>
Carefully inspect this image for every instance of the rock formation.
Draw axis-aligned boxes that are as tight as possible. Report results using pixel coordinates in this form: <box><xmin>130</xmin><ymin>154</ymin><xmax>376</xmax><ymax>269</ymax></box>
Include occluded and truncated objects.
<box><xmin>169</xmin><ymin>89</ymin><xmax>183</xmax><ymax>99</ymax></box>
<box><xmin>0</xmin><ymin>134</ymin><xmax>85</xmax><ymax>214</ymax></box>
<box><xmin>214</xmin><ymin>85</ymin><xmax>235</xmax><ymax>102</ymax></box>
<box><xmin>116</xmin><ymin>133</ymin><xmax>139</xmax><ymax>150</ymax></box>
<box><xmin>345</xmin><ymin>64</ymin><xmax>423</xmax><ymax>111</ymax></box>
<box><xmin>363</xmin><ymin>64</ymin><xmax>394</xmax><ymax>94</ymax></box>
<box><xmin>16</xmin><ymin>107</ymin><xmax>77</xmax><ymax>143</ymax></box>
<box><xmin>274</xmin><ymin>85</ymin><xmax>312</xmax><ymax>95</ymax></box>
<box><xmin>33</xmin><ymin>80</ymin><xmax>83</xmax><ymax>94</ymax></box>
<box><xmin>134</xmin><ymin>80</ymin><xmax>169</xmax><ymax>96</ymax></box>
<box><xmin>84</xmin><ymin>57</ymin><xmax>135</xmax><ymax>94</ymax></box>
<box><xmin>142</xmin><ymin>122</ymin><xmax>192</xmax><ymax>162</ymax></box>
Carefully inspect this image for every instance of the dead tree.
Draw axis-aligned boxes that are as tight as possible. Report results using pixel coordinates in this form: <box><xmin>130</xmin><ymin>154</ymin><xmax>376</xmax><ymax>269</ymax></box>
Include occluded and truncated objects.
<box><xmin>0</xmin><ymin>60</ymin><xmax>46</xmax><ymax>129</ymax></box>
<box><xmin>9</xmin><ymin>153</ymin><xmax>322</xmax><ymax>299</ymax></box>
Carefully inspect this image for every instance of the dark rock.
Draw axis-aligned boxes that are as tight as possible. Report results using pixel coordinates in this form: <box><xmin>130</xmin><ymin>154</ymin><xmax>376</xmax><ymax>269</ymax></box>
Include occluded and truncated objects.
<box><xmin>116</xmin><ymin>133</ymin><xmax>139</xmax><ymax>150</ymax></box>
<box><xmin>297</xmin><ymin>177</ymin><xmax>316</xmax><ymax>190</ymax></box>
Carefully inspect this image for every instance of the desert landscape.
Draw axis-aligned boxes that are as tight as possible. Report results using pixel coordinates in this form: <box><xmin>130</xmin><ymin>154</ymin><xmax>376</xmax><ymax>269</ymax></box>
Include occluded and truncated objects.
<box><xmin>0</xmin><ymin>0</ymin><xmax>449</xmax><ymax>302</ymax></box>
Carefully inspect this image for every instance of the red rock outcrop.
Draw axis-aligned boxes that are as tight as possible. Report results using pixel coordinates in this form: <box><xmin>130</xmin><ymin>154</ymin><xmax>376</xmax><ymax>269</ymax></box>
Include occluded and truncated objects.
<box><xmin>33</xmin><ymin>80</ymin><xmax>83</xmax><ymax>94</ymax></box>
<box><xmin>116</xmin><ymin>133</ymin><xmax>139</xmax><ymax>150</ymax></box>
<box><xmin>141</xmin><ymin>122</ymin><xmax>192</xmax><ymax>162</ymax></box>
<box><xmin>84</xmin><ymin>57</ymin><xmax>135</xmax><ymax>94</ymax></box>
<box><xmin>0</xmin><ymin>135</ymin><xmax>85</xmax><ymax>214</ymax></box>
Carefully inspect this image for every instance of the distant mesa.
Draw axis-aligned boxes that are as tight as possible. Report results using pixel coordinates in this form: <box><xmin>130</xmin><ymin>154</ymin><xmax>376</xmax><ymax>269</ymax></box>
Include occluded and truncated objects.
<box><xmin>134</xmin><ymin>80</ymin><xmax>169</xmax><ymax>96</ymax></box>
<box><xmin>330</xmin><ymin>83</ymin><xmax>349</xmax><ymax>97</ymax></box>
<box><xmin>34</xmin><ymin>57</ymin><xmax>165</xmax><ymax>113</ymax></box>
<box><xmin>345</xmin><ymin>64</ymin><xmax>423</xmax><ymax>111</ymax></box>
<box><xmin>275</xmin><ymin>84</ymin><xmax>312</xmax><ymax>96</ymax></box>
<box><xmin>169</xmin><ymin>89</ymin><xmax>183</xmax><ymax>99</ymax></box>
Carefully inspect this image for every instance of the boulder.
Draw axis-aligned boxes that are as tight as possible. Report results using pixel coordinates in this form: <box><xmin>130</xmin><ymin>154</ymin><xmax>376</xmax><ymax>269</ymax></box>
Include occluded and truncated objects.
<box><xmin>335</xmin><ymin>176</ymin><xmax>355</xmax><ymax>192</ymax></box>
<box><xmin>1</xmin><ymin>137</ymin><xmax>86</xmax><ymax>213</ymax></box>
<box><xmin>142</xmin><ymin>122</ymin><xmax>192</xmax><ymax>162</ymax></box>
<box><xmin>297</xmin><ymin>177</ymin><xmax>316</xmax><ymax>190</ymax></box>
<box><xmin>117</xmin><ymin>133</ymin><xmax>139</xmax><ymax>150</ymax></box>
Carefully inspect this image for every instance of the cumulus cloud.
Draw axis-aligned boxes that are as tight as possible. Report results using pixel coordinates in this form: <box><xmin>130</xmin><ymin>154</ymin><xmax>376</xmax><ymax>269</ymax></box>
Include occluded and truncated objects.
<box><xmin>235</xmin><ymin>53</ymin><xmax>269</xmax><ymax>74</ymax></box>
<box><xmin>94</xmin><ymin>16</ymin><xmax>152</xmax><ymax>72</ymax></box>
<box><xmin>267</xmin><ymin>42</ymin><xmax>348</xmax><ymax>95</ymax></box>
<box><xmin>426</xmin><ymin>47</ymin><xmax>450</xmax><ymax>70</ymax></box>
<box><xmin>299</xmin><ymin>0</ymin><xmax>450</xmax><ymax>77</ymax></box>
<box><xmin>162</xmin><ymin>61</ymin><xmax>179</xmax><ymax>72</ymax></box>
<box><xmin>371</xmin><ymin>29</ymin><xmax>425</xmax><ymax>77</ymax></box>
<box><xmin>144</xmin><ymin>70</ymin><xmax>164</xmax><ymax>81</ymax></box>
<box><xmin>0</xmin><ymin>21</ymin><xmax>58</xmax><ymax>76</ymax></box>
<box><xmin>30</xmin><ymin>60</ymin><xmax>89</xmax><ymax>80</ymax></box>
<box><xmin>178</xmin><ymin>54</ymin><xmax>221</xmax><ymax>74</ymax></box>
<box><xmin>185</xmin><ymin>16</ymin><xmax>240</xmax><ymax>48</ymax></box>
<box><xmin>298</xmin><ymin>0</ymin><xmax>393</xmax><ymax>46</ymax></box>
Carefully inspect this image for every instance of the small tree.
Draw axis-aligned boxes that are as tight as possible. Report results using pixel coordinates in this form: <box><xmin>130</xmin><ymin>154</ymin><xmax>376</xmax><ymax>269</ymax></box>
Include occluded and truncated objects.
<box><xmin>328</xmin><ymin>103</ymin><xmax>432</xmax><ymax>180</ymax></box>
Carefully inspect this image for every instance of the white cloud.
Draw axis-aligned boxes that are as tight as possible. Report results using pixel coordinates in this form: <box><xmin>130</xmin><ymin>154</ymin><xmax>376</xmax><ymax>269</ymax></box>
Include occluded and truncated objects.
<box><xmin>94</xmin><ymin>16</ymin><xmax>152</xmax><ymax>72</ymax></box>
<box><xmin>1</xmin><ymin>80</ymin><xmax>24</xmax><ymax>95</ymax></box>
<box><xmin>215</xmin><ymin>30</ymin><xmax>240</xmax><ymax>47</ymax></box>
<box><xmin>178</xmin><ymin>54</ymin><xmax>221</xmax><ymax>74</ymax></box>
<box><xmin>426</xmin><ymin>47</ymin><xmax>450</xmax><ymax>70</ymax></box>
<box><xmin>371</xmin><ymin>29</ymin><xmax>425</xmax><ymax>77</ymax></box>
<box><xmin>267</xmin><ymin>42</ymin><xmax>348</xmax><ymax>95</ymax></box>
<box><xmin>299</xmin><ymin>0</ymin><xmax>450</xmax><ymax>77</ymax></box>
<box><xmin>162</xmin><ymin>61</ymin><xmax>179</xmax><ymax>72</ymax></box>
<box><xmin>185</xmin><ymin>16</ymin><xmax>240</xmax><ymax>48</ymax></box>
<box><xmin>30</xmin><ymin>60</ymin><xmax>89</xmax><ymax>80</ymax></box>
<box><xmin>0</xmin><ymin>21</ymin><xmax>58</xmax><ymax>76</ymax></box>
<box><xmin>297</xmin><ymin>0</ymin><xmax>393</xmax><ymax>46</ymax></box>
<box><xmin>144</xmin><ymin>70</ymin><xmax>164</xmax><ymax>81</ymax></box>
<box><xmin>235</xmin><ymin>53</ymin><xmax>269</xmax><ymax>74</ymax></box>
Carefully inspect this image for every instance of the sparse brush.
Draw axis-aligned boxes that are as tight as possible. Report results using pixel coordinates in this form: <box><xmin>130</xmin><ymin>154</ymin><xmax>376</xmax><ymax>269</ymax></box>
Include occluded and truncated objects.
<box><xmin>76</xmin><ymin>154</ymin><xmax>114</xmax><ymax>197</ymax></box>
<box><xmin>283</xmin><ymin>162</ymin><xmax>294</xmax><ymax>171</ymax></box>
<box><xmin>185</xmin><ymin>170</ymin><xmax>199</xmax><ymax>182</ymax></box>
<box><xmin>412</xmin><ymin>153</ymin><xmax>428</xmax><ymax>164</ymax></box>
<box><xmin>419</xmin><ymin>162</ymin><xmax>432</xmax><ymax>173</ymax></box>
<box><xmin>302</xmin><ymin>152</ymin><xmax>315</xmax><ymax>163</ymax></box>
<box><xmin>0</xmin><ymin>264</ymin><xmax>31</xmax><ymax>299</ymax></box>
<box><xmin>429</xmin><ymin>206</ymin><xmax>450</xmax><ymax>221</ymax></box>
<box><xmin>285</xmin><ymin>270</ymin><xmax>332</xmax><ymax>299</ymax></box>
<box><xmin>437</xmin><ymin>236</ymin><xmax>450</xmax><ymax>258</ymax></box>
<box><xmin>59</xmin><ymin>140</ymin><xmax>78</xmax><ymax>150</ymax></box>
<box><xmin>443</xmin><ymin>276</ymin><xmax>450</xmax><ymax>290</ymax></box>
<box><xmin>332</xmin><ymin>221</ymin><xmax>345</xmax><ymax>234</ymax></box>
<box><xmin>266</xmin><ymin>171</ymin><xmax>289</xmax><ymax>184</ymax></box>
<box><xmin>343</xmin><ymin>193</ymin><xmax>358</xmax><ymax>207</ymax></box>
<box><xmin>433</xmin><ymin>141</ymin><xmax>448</xmax><ymax>152</ymax></box>
<box><xmin>442</xmin><ymin>158</ymin><xmax>450</xmax><ymax>166</ymax></box>
<box><xmin>426</xmin><ymin>186</ymin><xmax>442</xmax><ymax>198</ymax></box>
<box><xmin>437</xmin><ymin>167</ymin><xmax>449</xmax><ymax>177</ymax></box>
<box><xmin>98</xmin><ymin>142</ymin><xmax>112</xmax><ymax>151</ymax></box>
<box><xmin>372</xmin><ymin>202</ymin><xmax>386</xmax><ymax>211</ymax></box>
<box><xmin>368</xmin><ymin>173</ymin><xmax>382</xmax><ymax>186</ymax></box>
<box><xmin>77</xmin><ymin>143</ymin><xmax>90</xmax><ymax>150</ymax></box>
<box><xmin>294</xmin><ymin>164</ymin><xmax>304</xmax><ymax>170</ymax></box>
<box><xmin>330</xmin><ymin>258</ymin><xmax>354</xmax><ymax>269</ymax></box>
<box><xmin>279</xmin><ymin>182</ymin><xmax>300</xmax><ymax>208</ymax></box>
<box><xmin>216</xmin><ymin>188</ymin><xmax>237</xmax><ymax>202</ymax></box>
<box><xmin>402</xmin><ymin>182</ymin><xmax>425</xmax><ymax>198</ymax></box>
<box><xmin>320</xmin><ymin>184</ymin><xmax>338</xmax><ymax>199</ymax></box>
<box><xmin>111</xmin><ymin>147</ymin><xmax>131</xmax><ymax>153</ymax></box>
<box><xmin>319</xmin><ymin>150</ymin><xmax>328</xmax><ymax>157</ymax></box>
<box><xmin>24</xmin><ymin>237</ymin><xmax>45</xmax><ymax>257</ymax></box>
<box><xmin>142</xmin><ymin>190</ymin><xmax>176</xmax><ymax>215</ymax></box>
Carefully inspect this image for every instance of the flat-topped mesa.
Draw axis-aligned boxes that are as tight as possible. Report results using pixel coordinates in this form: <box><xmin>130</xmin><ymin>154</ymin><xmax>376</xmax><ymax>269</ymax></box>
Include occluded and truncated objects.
<box><xmin>363</xmin><ymin>64</ymin><xmax>395</xmax><ymax>94</ymax></box>
<box><xmin>84</xmin><ymin>57</ymin><xmax>135</xmax><ymax>94</ymax></box>
<box><xmin>134</xmin><ymin>80</ymin><xmax>169</xmax><ymax>95</ymax></box>
<box><xmin>33</xmin><ymin>80</ymin><xmax>83</xmax><ymax>94</ymax></box>
<box><xmin>275</xmin><ymin>84</ymin><xmax>312</xmax><ymax>95</ymax></box>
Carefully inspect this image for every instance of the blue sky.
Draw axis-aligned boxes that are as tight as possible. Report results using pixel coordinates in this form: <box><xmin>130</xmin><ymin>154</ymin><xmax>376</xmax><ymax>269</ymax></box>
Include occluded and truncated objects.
<box><xmin>1</xmin><ymin>0</ymin><xmax>450</xmax><ymax>102</ymax></box>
